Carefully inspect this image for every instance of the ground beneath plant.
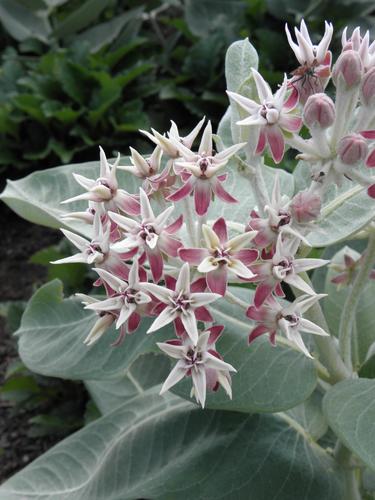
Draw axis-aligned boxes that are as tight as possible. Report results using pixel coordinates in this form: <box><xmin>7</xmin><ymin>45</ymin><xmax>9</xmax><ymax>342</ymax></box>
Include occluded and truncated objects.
<box><xmin>0</xmin><ymin>203</ymin><xmax>74</xmax><ymax>484</ymax></box>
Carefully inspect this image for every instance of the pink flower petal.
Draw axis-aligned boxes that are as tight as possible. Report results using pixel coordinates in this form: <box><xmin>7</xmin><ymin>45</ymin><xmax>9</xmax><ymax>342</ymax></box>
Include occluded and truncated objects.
<box><xmin>284</xmin><ymin>87</ymin><xmax>299</xmax><ymax>110</ymax></box>
<box><xmin>191</xmin><ymin>277</ymin><xmax>207</xmax><ymax>292</ymax></box>
<box><xmin>159</xmin><ymin>235</ymin><xmax>182</xmax><ymax>257</ymax></box>
<box><xmin>212</xmin><ymin>178</ymin><xmax>237</xmax><ymax>203</ymax></box>
<box><xmin>167</xmin><ymin>177</ymin><xmax>195</xmax><ymax>202</ymax></box>
<box><xmin>117</xmin><ymin>192</ymin><xmax>141</xmax><ymax>216</ymax></box>
<box><xmin>194</xmin><ymin>179</ymin><xmax>212</xmax><ymax>216</ymax></box>
<box><xmin>128</xmin><ymin>312</ymin><xmax>141</xmax><ymax>333</ymax></box>
<box><xmin>165</xmin><ymin>275</ymin><xmax>176</xmax><ymax>290</ymax></box>
<box><xmin>206</xmin><ymin>325</ymin><xmax>224</xmax><ymax>345</ymax></box>
<box><xmin>256</xmin><ymin>128</ymin><xmax>266</xmax><ymax>155</ymax></box>
<box><xmin>195</xmin><ymin>306</ymin><xmax>213</xmax><ymax>322</ymax></box>
<box><xmin>368</xmin><ymin>184</ymin><xmax>375</xmax><ymax>198</ymax></box>
<box><xmin>165</xmin><ymin>215</ymin><xmax>183</xmax><ymax>234</ymax></box>
<box><xmin>366</xmin><ymin>150</ymin><xmax>375</xmax><ymax>167</ymax></box>
<box><xmin>146</xmin><ymin>248</ymin><xmax>164</xmax><ymax>283</ymax></box>
<box><xmin>234</xmin><ymin>249</ymin><xmax>259</xmax><ymax>266</ymax></box>
<box><xmin>360</xmin><ymin>130</ymin><xmax>375</xmax><ymax>139</ymax></box>
<box><xmin>212</xmin><ymin>217</ymin><xmax>228</xmax><ymax>244</ymax></box>
<box><xmin>254</xmin><ymin>282</ymin><xmax>274</xmax><ymax>308</ymax></box>
<box><xmin>279</xmin><ymin>114</ymin><xmax>302</xmax><ymax>133</ymax></box>
<box><xmin>174</xmin><ymin>317</ymin><xmax>186</xmax><ymax>337</ymax></box>
<box><xmin>248</xmin><ymin>325</ymin><xmax>269</xmax><ymax>344</ymax></box>
<box><xmin>206</xmin><ymin>266</ymin><xmax>228</xmax><ymax>296</ymax></box>
<box><xmin>265</xmin><ymin>126</ymin><xmax>285</xmax><ymax>164</ymax></box>
<box><xmin>179</xmin><ymin>248</ymin><xmax>209</xmax><ymax>264</ymax></box>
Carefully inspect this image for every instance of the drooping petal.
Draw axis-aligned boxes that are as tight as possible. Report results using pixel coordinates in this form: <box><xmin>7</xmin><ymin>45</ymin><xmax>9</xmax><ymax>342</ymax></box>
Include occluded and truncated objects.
<box><xmin>265</xmin><ymin>126</ymin><xmax>285</xmax><ymax>164</ymax></box>
<box><xmin>116</xmin><ymin>303</ymin><xmax>136</xmax><ymax>329</ymax></box>
<box><xmin>167</xmin><ymin>177</ymin><xmax>195</xmax><ymax>202</ymax></box>
<box><xmin>202</xmin><ymin>224</ymin><xmax>221</xmax><ymax>249</ymax></box>
<box><xmin>158</xmin><ymin>234</ymin><xmax>182</xmax><ymax>258</ymax></box>
<box><xmin>248</xmin><ymin>324</ymin><xmax>269</xmax><ymax>344</ymax></box>
<box><xmin>211</xmin><ymin>177</ymin><xmax>237</xmax><ymax>204</ymax></box>
<box><xmin>165</xmin><ymin>215</ymin><xmax>183</xmax><ymax>234</ymax></box>
<box><xmin>206</xmin><ymin>266</ymin><xmax>228</xmax><ymax>296</ymax></box>
<box><xmin>194</xmin><ymin>306</ymin><xmax>213</xmax><ymax>322</ymax></box>
<box><xmin>212</xmin><ymin>218</ymin><xmax>228</xmax><ymax>244</ymax></box>
<box><xmin>234</xmin><ymin>249</ymin><xmax>259</xmax><ymax>266</ymax></box>
<box><xmin>146</xmin><ymin>247</ymin><xmax>164</xmax><ymax>283</ymax></box>
<box><xmin>205</xmin><ymin>352</ymin><xmax>236</xmax><ymax>372</ymax></box>
<box><xmin>256</xmin><ymin>128</ymin><xmax>267</xmax><ymax>155</ymax></box>
<box><xmin>227</xmin><ymin>231</ymin><xmax>257</xmax><ymax>251</ymax></box>
<box><xmin>283</xmin><ymin>274</ymin><xmax>315</xmax><ymax>295</ymax></box>
<box><xmin>128</xmin><ymin>311</ymin><xmax>141</xmax><ymax>333</ymax></box>
<box><xmin>179</xmin><ymin>248</ymin><xmax>210</xmax><ymax>265</ymax></box>
<box><xmin>254</xmin><ymin>282</ymin><xmax>274</xmax><ymax>308</ymax></box>
<box><xmin>299</xmin><ymin>318</ymin><xmax>328</xmax><ymax>336</ymax></box>
<box><xmin>279</xmin><ymin>114</ymin><xmax>302</xmax><ymax>132</ymax></box>
<box><xmin>194</xmin><ymin>179</ymin><xmax>212</xmax><ymax>216</ymax></box>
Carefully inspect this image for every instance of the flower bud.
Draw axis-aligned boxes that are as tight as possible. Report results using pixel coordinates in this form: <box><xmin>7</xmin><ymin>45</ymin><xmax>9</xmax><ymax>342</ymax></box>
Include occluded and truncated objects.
<box><xmin>290</xmin><ymin>190</ymin><xmax>321</xmax><ymax>223</ymax></box>
<box><xmin>361</xmin><ymin>67</ymin><xmax>375</xmax><ymax>106</ymax></box>
<box><xmin>332</xmin><ymin>50</ymin><xmax>363</xmax><ymax>89</ymax></box>
<box><xmin>303</xmin><ymin>93</ymin><xmax>335</xmax><ymax>129</ymax></box>
<box><xmin>337</xmin><ymin>134</ymin><xmax>368</xmax><ymax>165</ymax></box>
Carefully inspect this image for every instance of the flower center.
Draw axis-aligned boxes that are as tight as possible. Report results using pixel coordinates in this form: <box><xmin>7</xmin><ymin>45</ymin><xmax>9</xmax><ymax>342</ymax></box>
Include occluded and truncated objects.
<box><xmin>186</xmin><ymin>348</ymin><xmax>203</xmax><ymax>365</ymax></box>
<box><xmin>260</xmin><ymin>103</ymin><xmax>280</xmax><ymax>124</ymax></box>
<box><xmin>283</xmin><ymin>313</ymin><xmax>299</xmax><ymax>327</ymax></box>
<box><xmin>272</xmin><ymin>258</ymin><xmax>293</xmax><ymax>279</ymax></box>
<box><xmin>171</xmin><ymin>292</ymin><xmax>191</xmax><ymax>312</ymax></box>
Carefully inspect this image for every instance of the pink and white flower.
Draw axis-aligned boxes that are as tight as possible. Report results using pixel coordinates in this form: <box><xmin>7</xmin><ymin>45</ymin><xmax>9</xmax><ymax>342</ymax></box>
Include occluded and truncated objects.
<box><xmin>247</xmin><ymin>294</ymin><xmax>328</xmax><ymax>358</ymax></box>
<box><xmin>141</xmin><ymin>263</ymin><xmax>221</xmax><ymax>344</ymax></box>
<box><xmin>285</xmin><ymin>20</ymin><xmax>333</xmax><ymax>103</ymax></box>
<box><xmin>167</xmin><ymin>121</ymin><xmax>246</xmax><ymax>215</ymax></box>
<box><xmin>227</xmin><ymin>71</ymin><xmax>302</xmax><ymax>163</ymax></box>
<box><xmin>179</xmin><ymin>217</ymin><xmax>258</xmax><ymax>295</ymax></box>
<box><xmin>140</xmin><ymin>117</ymin><xmax>205</xmax><ymax>159</ymax></box>
<box><xmin>157</xmin><ymin>325</ymin><xmax>236</xmax><ymax>407</ymax></box>
<box><xmin>341</xmin><ymin>27</ymin><xmax>375</xmax><ymax>70</ymax></box>
<box><xmin>118</xmin><ymin>145</ymin><xmax>175</xmax><ymax>196</ymax></box>
<box><xmin>83</xmin><ymin>261</ymin><xmax>151</xmax><ymax>344</ymax></box>
<box><xmin>52</xmin><ymin>213</ymin><xmax>130</xmax><ymax>280</ymax></box>
<box><xmin>247</xmin><ymin>176</ymin><xmax>318</xmax><ymax>249</ymax></box>
<box><xmin>109</xmin><ymin>189</ymin><xmax>183</xmax><ymax>283</ymax></box>
<box><xmin>76</xmin><ymin>294</ymin><xmax>116</xmax><ymax>346</ymax></box>
<box><xmin>250</xmin><ymin>236</ymin><xmax>328</xmax><ymax>307</ymax></box>
<box><xmin>62</xmin><ymin>147</ymin><xmax>140</xmax><ymax>215</ymax></box>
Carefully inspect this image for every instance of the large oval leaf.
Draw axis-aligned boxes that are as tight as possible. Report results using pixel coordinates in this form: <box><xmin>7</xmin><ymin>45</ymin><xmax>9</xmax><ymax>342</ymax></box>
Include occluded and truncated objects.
<box><xmin>0</xmin><ymin>391</ymin><xmax>343</xmax><ymax>500</ymax></box>
<box><xmin>323</xmin><ymin>378</ymin><xmax>375</xmax><ymax>471</ymax></box>
<box><xmin>16</xmin><ymin>281</ymin><xmax>316</xmax><ymax>413</ymax></box>
<box><xmin>293</xmin><ymin>161</ymin><xmax>375</xmax><ymax>247</ymax></box>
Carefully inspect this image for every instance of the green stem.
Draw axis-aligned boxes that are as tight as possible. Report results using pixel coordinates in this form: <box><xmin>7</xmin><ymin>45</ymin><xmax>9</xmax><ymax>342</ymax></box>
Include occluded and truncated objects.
<box><xmin>334</xmin><ymin>441</ymin><xmax>362</xmax><ymax>500</ymax></box>
<box><xmin>293</xmin><ymin>274</ymin><xmax>351</xmax><ymax>383</ymax></box>
<box><xmin>182</xmin><ymin>197</ymin><xmax>197</xmax><ymax>246</ymax></box>
<box><xmin>339</xmin><ymin>230</ymin><xmax>375</xmax><ymax>370</ymax></box>
<box><xmin>244</xmin><ymin>152</ymin><xmax>270</xmax><ymax>216</ymax></box>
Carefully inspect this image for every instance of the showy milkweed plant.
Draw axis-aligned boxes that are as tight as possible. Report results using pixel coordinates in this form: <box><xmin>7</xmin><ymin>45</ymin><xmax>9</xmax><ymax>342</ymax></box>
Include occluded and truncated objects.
<box><xmin>1</xmin><ymin>20</ymin><xmax>375</xmax><ymax>500</ymax></box>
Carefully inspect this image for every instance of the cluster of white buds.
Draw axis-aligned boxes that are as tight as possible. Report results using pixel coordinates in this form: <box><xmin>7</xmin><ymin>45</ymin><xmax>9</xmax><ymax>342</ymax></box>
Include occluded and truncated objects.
<box><xmin>53</xmin><ymin>20</ymin><xmax>374</xmax><ymax>407</ymax></box>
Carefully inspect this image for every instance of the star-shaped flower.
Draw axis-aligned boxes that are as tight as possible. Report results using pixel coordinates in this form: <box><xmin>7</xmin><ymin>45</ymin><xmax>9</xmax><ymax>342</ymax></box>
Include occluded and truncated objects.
<box><xmin>109</xmin><ymin>189</ymin><xmax>183</xmax><ymax>283</ymax></box>
<box><xmin>157</xmin><ymin>326</ymin><xmax>236</xmax><ymax>407</ymax></box>
<box><xmin>167</xmin><ymin>121</ymin><xmax>246</xmax><ymax>215</ymax></box>
<box><xmin>179</xmin><ymin>217</ymin><xmax>258</xmax><ymax>295</ymax></box>
<box><xmin>227</xmin><ymin>71</ymin><xmax>302</xmax><ymax>163</ymax></box>
<box><xmin>247</xmin><ymin>294</ymin><xmax>328</xmax><ymax>358</ymax></box>
<box><xmin>62</xmin><ymin>146</ymin><xmax>140</xmax><ymax>215</ymax></box>
<box><xmin>141</xmin><ymin>263</ymin><xmax>221</xmax><ymax>344</ymax></box>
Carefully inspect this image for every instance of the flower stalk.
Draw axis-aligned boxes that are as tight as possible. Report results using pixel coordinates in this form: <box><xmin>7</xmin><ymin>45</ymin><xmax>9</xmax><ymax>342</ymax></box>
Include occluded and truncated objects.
<box><xmin>339</xmin><ymin>227</ymin><xmax>375</xmax><ymax>370</ymax></box>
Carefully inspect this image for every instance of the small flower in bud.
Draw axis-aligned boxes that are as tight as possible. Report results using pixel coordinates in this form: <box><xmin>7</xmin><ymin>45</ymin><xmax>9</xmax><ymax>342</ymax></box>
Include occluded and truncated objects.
<box><xmin>290</xmin><ymin>190</ymin><xmax>322</xmax><ymax>223</ymax></box>
<box><xmin>332</xmin><ymin>50</ymin><xmax>363</xmax><ymax>89</ymax></box>
<box><xmin>303</xmin><ymin>93</ymin><xmax>335</xmax><ymax>129</ymax></box>
<box><xmin>361</xmin><ymin>67</ymin><xmax>375</xmax><ymax>107</ymax></box>
<box><xmin>337</xmin><ymin>133</ymin><xmax>368</xmax><ymax>165</ymax></box>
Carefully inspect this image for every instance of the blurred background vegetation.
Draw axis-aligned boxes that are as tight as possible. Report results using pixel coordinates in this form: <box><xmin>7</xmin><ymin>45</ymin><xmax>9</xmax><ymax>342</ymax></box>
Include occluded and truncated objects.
<box><xmin>0</xmin><ymin>0</ymin><xmax>374</xmax><ymax>178</ymax></box>
<box><xmin>0</xmin><ymin>0</ymin><xmax>374</xmax><ymax>481</ymax></box>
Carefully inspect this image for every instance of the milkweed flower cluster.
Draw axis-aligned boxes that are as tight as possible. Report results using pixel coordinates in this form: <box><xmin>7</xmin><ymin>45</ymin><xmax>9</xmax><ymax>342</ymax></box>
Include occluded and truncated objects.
<box><xmin>54</xmin><ymin>20</ymin><xmax>375</xmax><ymax>408</ymax></box>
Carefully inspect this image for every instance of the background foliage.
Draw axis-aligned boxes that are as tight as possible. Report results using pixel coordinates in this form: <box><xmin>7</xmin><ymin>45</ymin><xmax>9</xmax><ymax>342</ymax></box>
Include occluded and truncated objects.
<box><xmin>0</xmin><ymin>0</ymin><xmax>374</xmax><ymax>176</ymax></box>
